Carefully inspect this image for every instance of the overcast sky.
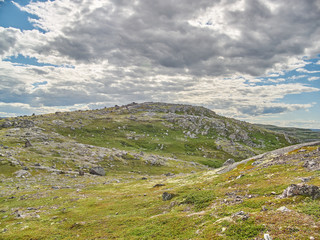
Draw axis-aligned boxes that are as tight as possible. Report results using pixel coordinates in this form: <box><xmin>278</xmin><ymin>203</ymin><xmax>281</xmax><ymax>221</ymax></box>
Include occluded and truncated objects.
<box><xmin>0</xmin><ymin>0</ymin><xmax>319</xmax><ymax>128</ymax></box>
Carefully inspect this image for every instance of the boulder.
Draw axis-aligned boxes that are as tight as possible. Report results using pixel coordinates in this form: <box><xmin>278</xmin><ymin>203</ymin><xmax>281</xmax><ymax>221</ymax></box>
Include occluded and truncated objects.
<box><xmin>16</xmin><ymin>120</ymin><xmax>34</xmax><ymax>128</ymax></box>
<box><xmin>25</xmin><ymin>139</ymin><xmax>32</xmax><ymax>148</ymax></box>
<box><xmin>1</xmin><ymin>121</ymin><xmax>13</xmax><ymax>128</ymax></box>
<box><xmin>280</xmin><ymin>184</ymin><xmax>320</xmax><ymax>199</ymax></box>
<box><xmin>14</xmin><ymin>170</ymin><xmax>31</xmax><ymax>178</ymax></box>
<box><xmin>89</xmin><ymin>166</ymin><xmax>106</xmax><ymax>176</ymax></box>
<box><xmin>277</xmin><ymin>206</ymin><xmax>291</xmax><ymax>212</ymax></box>
<box><xmin>162</xmin><ymin>192</ymin><xmax>174</xmax><ymax>201</ymax></box>
<box><xmin>303</xmin><ymin>159</ymin><xmax>320</xmax><ymax>171</ymax></box>
<box><xmin>223</xmin><ymin>158</ymin><xmax>235</xmax><ymax>166</ymax></box>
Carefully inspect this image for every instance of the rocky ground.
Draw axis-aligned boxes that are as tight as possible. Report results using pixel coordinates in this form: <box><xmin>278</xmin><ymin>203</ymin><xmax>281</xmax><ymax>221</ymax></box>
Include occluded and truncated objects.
<box><xmin>0</xmin><ymin>103</ymin><xmax>319</xmax><ymax>239</ymax></box>
<box><xmin>1</xmin><ymin>138</ymin><xmax>319</xmax><ymax>239</ymax></box>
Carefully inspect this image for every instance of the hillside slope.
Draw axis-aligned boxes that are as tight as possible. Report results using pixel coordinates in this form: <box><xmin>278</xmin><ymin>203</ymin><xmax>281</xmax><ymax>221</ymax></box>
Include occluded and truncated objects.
<box><xmin>0</xmin><ymin>136</ymin><xmax>319</xmax><ymax>239</ymax></box>
<box><xmin>0</xmin><ymin>102</ymin><xmax>297</xmax><ymax>172</ymax></box>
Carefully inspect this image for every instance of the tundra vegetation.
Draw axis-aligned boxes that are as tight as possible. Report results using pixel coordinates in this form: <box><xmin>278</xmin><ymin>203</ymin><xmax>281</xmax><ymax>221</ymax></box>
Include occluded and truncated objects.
<box><xmin>0</xmin><ymin>102</ymin><xmax>319</xmax><ymax>239</ymax></box>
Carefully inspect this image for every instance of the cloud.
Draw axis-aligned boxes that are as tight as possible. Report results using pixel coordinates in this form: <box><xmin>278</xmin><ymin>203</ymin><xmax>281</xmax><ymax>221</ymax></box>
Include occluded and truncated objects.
<box><xmin>0</xmin><ymin>0</ymin><xmax>319</xmax><ymax>122</ymax></box>
<box><xmin>308</xmin><ymin>76</ymin><xmax>320</xmax><ymax>81</ymax></box>
<box><xmin>9</xmin><ymin>0</ymin><xmax>320</xmax><ymax>75</ymax></box>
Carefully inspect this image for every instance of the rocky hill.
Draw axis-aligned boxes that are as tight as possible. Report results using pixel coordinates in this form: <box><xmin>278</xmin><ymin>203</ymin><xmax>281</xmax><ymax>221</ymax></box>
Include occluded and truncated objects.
<box><xmin>1</xmin><ymin>102</ymin><xmax>319</xmax><ymax>239</ymax></box>
<box><xmin>0</xmin><ymin>102</ymin><xmax>297</xmax><ymax>174</ymax></box>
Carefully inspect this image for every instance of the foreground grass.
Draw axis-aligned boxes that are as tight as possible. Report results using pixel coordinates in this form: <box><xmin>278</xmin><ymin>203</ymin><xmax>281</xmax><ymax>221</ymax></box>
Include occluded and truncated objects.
<box><xmin>1</xmin><ymin>145</ymin><xmax>320</xmax><ymax>239</ymax></box>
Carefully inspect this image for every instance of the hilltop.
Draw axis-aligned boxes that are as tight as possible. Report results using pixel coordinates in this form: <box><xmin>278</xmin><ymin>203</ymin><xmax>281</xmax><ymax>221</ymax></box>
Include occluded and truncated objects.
<box><xmin>0</xmin><ymin>102</ymin><xmax>319</xmax><ymax>239</ymax></box>
<box><xmin>0</xmin><ymin>102</ymin><xmax>298</xmax><ymax>173</ymax></box>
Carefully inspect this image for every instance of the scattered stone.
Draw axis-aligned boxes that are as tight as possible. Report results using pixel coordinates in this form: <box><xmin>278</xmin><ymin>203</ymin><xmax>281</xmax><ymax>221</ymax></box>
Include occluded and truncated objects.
<box><xmin>300</xmin><ymin>177</ymin><xmax>312</xmax><ymax>183</ymax></box>
<box><xmin>280</xmin><ymin>184</ymin><xmax>320</xmax><ymax>199</ymax></box>
<box><xmin>78</xmin><ymin>170</ymin><xmax>85</xmax><ymax>176</ymax></box>
<box><xmin>14</xmin><ymin>170</ymin><xmax>31</xmax><ymax>178</ymax></box>
<box><xmin>264</xmin><ymin>233</ymin><xmax>272</xmax><ymax>240</ymax></box>
<box><xmin>141</xmin><ymin>177</ymin><xmax>148</xmax><ymax>180</ymax></box>
<box><xmin>223</xmin><ymin>158</ymin><xmax>235</xmax><ymax>166</ymax></box>
<box><xmin>162</xmin><ymin>192</ymin><xmax>174</xmax><ymax>201</ymax></box>
<box><xmin>89</xmin><ymin>166</ymin><xmax>106</xmax><ymax>176</ymax></box>
<box><xmin>232</xmin><ymin>211</ymin><xmax>249</xmax><ymax>220</ymax></box>
<box><xmin>303</xmin><ymin>159</ymin><xmax>320</xmax><ymax>171</ymax></box>
<box><xmin>277</xmin><ymin>206</ymin><xmax>291</xmax><ymax>212</ymax></box>
<box><xmin>164</xmin><ymin>173</ymin><xmax>175</xmax><ymax>177</ymax></box>
<box><xmin>16</xmin><ymin>120</ymin><xmax>34</xmax><ymax>128</ymax></box>
<box><xmin>52</xmin><ymin>120</ymin><xmax>65</xmax><ymax>125</ymax></box>
<box><xmin>2</xmin><ymin>121</ymin><xmax>13</xmax><ymax>128</ymax></box>
<box><xmin>27</xmin><ymin>207</ymin><xmax>36</xmax><ymax>210</ymax></box>
<box><xmin>34</xmin><ymin>163</ymin><xmax>41</xmax><ymax>167</ymax></box>
<box><xmin>261</xmin><ymin>206</ymin><xmax>268</xmax><ymax>211</ymax></box>
<box><xmin>236</xmin><ymin>174</ymin><xmax>244</xmax><ymax>179</ymax></box>
<box><xmin>25</xmin><ymin>139</ymin><xmax>32</xmax><ymax>148</ymax></box>
<box><xmin>153</xmin><ymin>184</ymin><xmax>165</xmax><ymax>188</ymax></box>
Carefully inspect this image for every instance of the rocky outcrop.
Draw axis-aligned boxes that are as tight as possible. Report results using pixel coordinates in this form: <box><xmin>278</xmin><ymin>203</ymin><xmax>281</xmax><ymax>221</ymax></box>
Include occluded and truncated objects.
<box><xmin>280</xmin><ymin>184</ymin><xmax>320</xmax><ymax>200</ymax></box>
<box><xmin>14</xmin><ymin>170</ymin><xmax>31</xmax><ymax>178</ymax></box>
<box><xmin>89</xmin><ymin>166</ymin><xmax>106</xmax><ymax>176</ymax></box>
<box><xmin>223</xmin><ymin>158</ymin><xmax>235</xmax><ymax>166</ymax></box>
<box><xmin>303</xmin><ymin>158</ymin><xmax>320</xmax><ymax>171</ymax></box>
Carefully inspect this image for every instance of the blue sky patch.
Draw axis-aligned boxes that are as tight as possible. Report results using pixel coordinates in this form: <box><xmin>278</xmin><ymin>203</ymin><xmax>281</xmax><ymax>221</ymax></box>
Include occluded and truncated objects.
<box><xmin>32</xmin><ymin>80</ymin><xmax>48</xmax><ymax>89</ymax></box>
<box><xmin>0</xmin><ymin>0</ymin><xmax>47</xmax><ymax>32</ymax></box>
<box><xmin>4</xmin><ymin>54</ymin><xmax>59</xmax><ymax>67</ymax></box>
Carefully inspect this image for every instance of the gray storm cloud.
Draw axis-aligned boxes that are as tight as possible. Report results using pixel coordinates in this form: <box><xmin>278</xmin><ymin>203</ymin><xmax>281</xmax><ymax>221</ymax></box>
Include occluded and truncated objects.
<box><xmin>0</xmin><ymin>0</ymin><xmax>319</xmax><ymax>123</ymax></box>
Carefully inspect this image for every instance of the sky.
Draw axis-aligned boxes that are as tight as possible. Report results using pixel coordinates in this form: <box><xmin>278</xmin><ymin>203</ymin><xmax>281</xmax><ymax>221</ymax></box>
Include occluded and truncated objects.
<box><xmin>0</xmin><ymin>0</ymin><xmax>319</xmax><ymax>129</ymax></box>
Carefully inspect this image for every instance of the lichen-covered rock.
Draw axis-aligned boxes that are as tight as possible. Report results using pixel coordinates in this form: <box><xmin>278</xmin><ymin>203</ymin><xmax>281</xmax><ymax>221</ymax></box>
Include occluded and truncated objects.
<box><xmin>162</xmin><ymin>192</ymin><xmax>174</xmax><ymax>201</ymax></box>
<box><xmin>14</xmin><ymin>170</ymin><xmax>31</xmax><ymax>178</ymax></box>
<box><xmin>16</xmin><ymin>120</ymin><xmax>34</xmax><ymax>128</ymax></box>
<box><xmin>223</xmin><ymin>158</ymin><xmax>235</xmax><ymax>166</ymax></box>
<box><xmin>303</xmin><ymin>159</ymin><xmax>320</xmax><ymax>171</ymax></box>
<box><xmin>1</xmin><ymin>121</ymin><xmax>13</xmax><ymax>128</ymax></box>
<box><xmin>280</xmin><ymin>184</ymin><xmax>320</xmax><ymax>199</ymax></box>
<box><xmin>89</xmin><ymin>166</ymin><xmax>106</xmax><ymax>176</ymax></box>
<box><xmin>25</xmin><ymin>139</ymin><xmax>32</xmax><ymax>148</ymax></box>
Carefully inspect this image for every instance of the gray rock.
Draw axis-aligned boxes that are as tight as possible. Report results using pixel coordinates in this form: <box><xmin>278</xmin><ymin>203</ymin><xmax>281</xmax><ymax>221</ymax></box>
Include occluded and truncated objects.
<box><xmin>223</xmin><ymin>158</ymin><xmax>235</xmax><ymax>166</ymax></box>
<box><xmin>303</xmin><ymin>159</ymin><xmax>320</xmax><ymax>171</ymax></box>
<box><xmin>89</xmin><ymin>166</ymin><xmax>106</xmax><ymax>176</ymax></box>
<box><xmin>264</xmin><ymin>233</ymin><xmax>272</xmax><ymax>240</ymax></box>
<box><xmin>16</xmin><ymin>120</ymin><xmax>34</xmax><ymax>128</ymax></box>
<box><xmin>153</xmin><ymin>184</ymin><xmax>165</xmax><ymax>188</ymax></box>
<box><xmin>2</xmin><ymin>121</ymin><xmax>13</xmax><ymax>128</ymax></box>
<box><xmin>277</xmin><ymin>206</ymin><xmax>291</xmax><ymax>212</ymax></box>
<box><xmin>14</xmin><ymin>170</ymin><xmax>31</xmax><ymax>178</ymax></box>
<box><xmin>232</xmin><ymin>211</ymin><xmax>249</xmax><ymax>220</ymax></box>
<box><xmin>162</xmin><ymin>192</ymin><xmax>174</xmax><ymax>201</ymax></box>
<box><xmin>280</xmin><ymin>184</ymin><xmax>320</xmax><ymax>199</ymax></box>
<box><xmin>25</xmin><ymin>139</ymin><xmax>32</xmax><ymax>148</ymax></box>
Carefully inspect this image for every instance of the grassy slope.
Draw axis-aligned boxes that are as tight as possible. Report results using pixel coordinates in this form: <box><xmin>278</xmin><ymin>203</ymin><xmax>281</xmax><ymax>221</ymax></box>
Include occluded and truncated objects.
<box><xmin>1</xmin><ymin>144</ymin><xmax>319</xmax><ymax>239</ymax></box>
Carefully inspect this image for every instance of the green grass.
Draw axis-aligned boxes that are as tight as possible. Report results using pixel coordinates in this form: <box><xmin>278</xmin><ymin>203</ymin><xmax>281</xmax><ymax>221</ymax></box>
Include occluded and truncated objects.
<box><xmin>180</xmin><ymin>190</ymin><xmax>216</xmax><ymax>211</ymax></box>
<box><xmin>224</xmin><ymin>219</ymin><xmax>266</xmax><ymax>239</ymax></box>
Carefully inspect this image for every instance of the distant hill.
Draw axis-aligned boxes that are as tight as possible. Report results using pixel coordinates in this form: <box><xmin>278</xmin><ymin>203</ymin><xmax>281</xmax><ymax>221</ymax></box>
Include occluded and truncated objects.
<box><xmin>255</xmin><ymin>124</ymin><xmax>320</xmax><ymax>142</ymax></box>
<box><xmin>0</xmin><ymin>102</ymin><xmax>298</xmax><ymax>169</ymax></box>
